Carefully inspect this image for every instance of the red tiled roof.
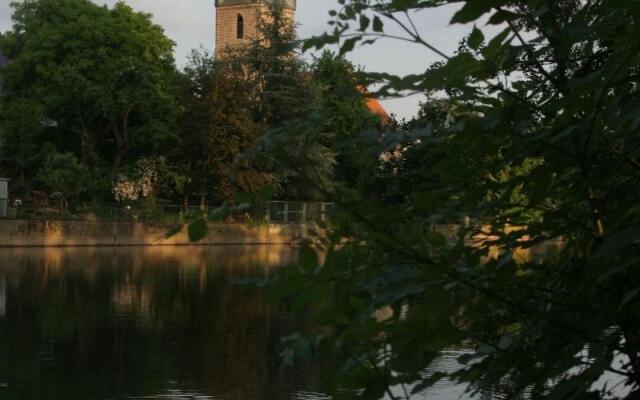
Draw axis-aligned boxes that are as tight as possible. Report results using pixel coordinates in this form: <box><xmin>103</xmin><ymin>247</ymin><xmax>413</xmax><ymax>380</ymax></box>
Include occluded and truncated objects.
<box><xmin>366</xmin><ymin>97</ymin><xmax>390</xmax><ymax>125</ymax></box>
<box><xmin>357</xmin><ymin>85</ymin><xmax>390</xmax><ymax>125</ymax></box>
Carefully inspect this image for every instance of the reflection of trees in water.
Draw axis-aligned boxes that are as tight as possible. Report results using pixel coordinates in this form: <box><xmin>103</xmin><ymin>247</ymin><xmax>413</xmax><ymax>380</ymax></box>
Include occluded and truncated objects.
<box><xmin>478</xmin><ymin>379</ymin><xmax>530</xmax><ymax>400</ymax></box>
<box><xmin>0</xmin><ymin>274</ymin><xmax>5</xmax><ymax>317</ymax></box>
<box><xmin>0</xmin><ymin>247</ymin><xmax>331</xmax><ymax>400</ymax></box>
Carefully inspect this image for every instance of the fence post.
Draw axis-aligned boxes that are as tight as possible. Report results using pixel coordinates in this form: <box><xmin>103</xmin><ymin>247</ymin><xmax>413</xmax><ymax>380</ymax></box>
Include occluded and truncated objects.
<box><xmin>302</xmin><ymin>202</ymin><xmax>308</xmax><ymax>223</ymax></box>
<box><xmin>283</xmin><ymin>202</ymin><xmax>289</xmax><ymax>223</ymax></box>
<box><xmin>266</xmin><ymin>202</ymin><xmax>270</xmax><ymax>223</ymax></box>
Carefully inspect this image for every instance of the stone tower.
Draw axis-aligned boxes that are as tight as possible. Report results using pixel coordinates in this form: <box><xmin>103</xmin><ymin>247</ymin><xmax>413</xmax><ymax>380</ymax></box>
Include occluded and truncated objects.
<box><xmin>215</xmin><ymin>0</ymin><xmax>296</xmax><ymax>57</ymax></box>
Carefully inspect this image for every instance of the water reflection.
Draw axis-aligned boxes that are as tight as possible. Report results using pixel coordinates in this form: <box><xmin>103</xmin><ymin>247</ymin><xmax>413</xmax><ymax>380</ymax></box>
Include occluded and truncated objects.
<box><xmin>0</xmin><ymin>246</ymin><xmax>332</xmax><ymax>400</ymax></box>
<box><xmin>0</xmin><ymin>246</ymin><xmax>520</xmax><ymax>400</ymax></box>
<box><xmin>0</xmin><ymin>273</ymin><xmax>5</xmax><ymax>318</ymax></box>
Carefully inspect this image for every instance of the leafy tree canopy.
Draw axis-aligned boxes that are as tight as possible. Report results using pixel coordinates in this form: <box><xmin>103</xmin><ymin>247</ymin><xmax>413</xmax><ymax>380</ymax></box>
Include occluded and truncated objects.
<box><xmin>0</xmin><ymin>0</ymin><xmax>180</xmax><ymax>195</ymax></box>
<box><xmin>39</xmin><ymin>149</ymin><xmax>91</xmax><ymax>210</ymax></box>
<box><xmin>177</xmin><ymin>49</ymin><xmax>266</xmax><ymax>209</ymax></box>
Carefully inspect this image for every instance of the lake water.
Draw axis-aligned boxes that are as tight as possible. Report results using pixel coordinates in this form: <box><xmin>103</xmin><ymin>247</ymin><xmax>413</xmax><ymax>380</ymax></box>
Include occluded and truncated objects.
<box><xmin>0</xmin><ymin>246</ymin><xmax>477</xmax><ymax>400</ymax></box>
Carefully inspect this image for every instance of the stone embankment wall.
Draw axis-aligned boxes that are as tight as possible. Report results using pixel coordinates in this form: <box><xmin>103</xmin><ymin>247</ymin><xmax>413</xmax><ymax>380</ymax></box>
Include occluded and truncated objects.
<box><xmin>0</xmin><ymin>220</ymin><xmax>314</xmax><ymax>247</ymax></box>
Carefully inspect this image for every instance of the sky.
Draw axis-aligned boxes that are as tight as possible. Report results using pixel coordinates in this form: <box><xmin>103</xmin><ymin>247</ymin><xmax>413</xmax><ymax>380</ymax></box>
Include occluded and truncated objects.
<box><xmin>0</xmin><ymin>0</ymin><xmax>480</xmax><ymax>120</ymax></box>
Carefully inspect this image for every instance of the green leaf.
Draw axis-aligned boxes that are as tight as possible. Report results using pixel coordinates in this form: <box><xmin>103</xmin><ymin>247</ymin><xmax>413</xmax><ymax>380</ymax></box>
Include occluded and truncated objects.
<box><xmin>292</xmin><ymin>337</ymin><xmax>313</xmax><ymax>361</ymax></box>
<box><xmin>359</xmin><ymin>14</ymin><xmax>370</xmax><ymax>31</ymax></box>
<box><xmin>164</xmin><ymin>224</ymin><xmax>183</xmax><ymax>239</ymax></box>
<box><xmin>621</xmin><ymin>287</ymin><xmax>640</xmax><ymax>308</ymax></box>
<box><xmin>187</xmin><ymin>217</ymin><xmax>208</xmax><ymax>242</ymax></box>
<box><xmin>451</xmin><ymin>1</ymin><xmax>506</xmax><ymax>24</ymax></box>
<box><xmin>426</xmin><ymin>230</ymin><xmax>447</xmax><ymax>246</ymax></box>
<box><xmin>298</xmin><ymin>245</ymin><xmax>319</xmax><ymax>271</ymax></box>
<box><xmin>481</xmin><ymin>27</ymin><xmax>511</xmax><ymax>60</ymax></box>
<box><xmin>423</xmin><ymin>52</ymin><xmax>491</xmax><ymax>88</ymax></box>
<box><xmin>234</xmin><ymin>191</ymin><xmax>252</xmax><ymax>205</ymax></box>
<box><xmin>411</xmin><ymin>372</ymin><xmax>447</xmax><ymax>394</ymax></box>
<box><xmin>458</xmin><ymin>352</ymin><xmax>485</xmax><ymax>365</ymax></box>
<box><xmin>488</xmin><ymin>9</ymin><xmax>520</xmax><ymax>25</ymax></box>
<box><xmin>373</xmin><ymin>15</ymin><xmax>383</xmax><ymax>32</ymax></box>
<box><xmin>208</xmin><ymin>203</ymin><xmax>230</xmax><ymax>222</ymax></box>
<box><xmin>340</xmin><ymin>36</ymin><xmax>361</xmax><ymax>55</ymax></box>
<box><xmin>334</xmin><ymin>313</ymin><xmax>351</xmax><ymax>325</ymax></box>
<box><xmin>595</xmin><ymin>227</ymin><xmax>640</xmax><ymax>259</ymax></box>
<box><xmin>468</xmin><ymin>26</ymin><xmax>485</xmax><ymax>50</ymax></box>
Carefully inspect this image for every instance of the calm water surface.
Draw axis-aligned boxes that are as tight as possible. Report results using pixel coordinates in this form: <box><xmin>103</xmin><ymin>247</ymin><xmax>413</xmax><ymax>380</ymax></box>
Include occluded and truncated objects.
<box><xmin>0</xmin><ymin>246</ymin><xmax>477</xmax><ymax>400</ymax></box>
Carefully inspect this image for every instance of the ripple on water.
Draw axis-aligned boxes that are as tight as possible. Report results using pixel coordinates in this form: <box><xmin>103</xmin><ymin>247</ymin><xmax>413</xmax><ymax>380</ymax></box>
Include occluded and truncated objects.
<box><xmin>291</xmin><ymin>391</ymin><xmax>332</xmax><ymax>399</ymax></box>
<box><xmin>122</xmin><ymin>388</ymin><xmax>333</xmax><ymax>400</ymax></box>
<box><xmin>125</xmin><ymin>393</ymin><xmax>214</xmax><ymax>400</ymax></box>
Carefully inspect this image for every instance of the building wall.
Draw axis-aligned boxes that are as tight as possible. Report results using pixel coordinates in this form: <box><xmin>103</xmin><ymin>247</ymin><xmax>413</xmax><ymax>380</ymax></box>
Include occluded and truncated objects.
<box><xmin>216</xmin><ymin>4</ymin><xmax>259</xmax><ymax>56</ymax></box>
<box><xmin>215</xmin><ymin>3</ymin><xmax>295</xmax><ymax>57</ymax></box>
<box><xmin>0</xmin><ymin>220</ymin><xmax>316</xmax><ymax>247</ymax></box>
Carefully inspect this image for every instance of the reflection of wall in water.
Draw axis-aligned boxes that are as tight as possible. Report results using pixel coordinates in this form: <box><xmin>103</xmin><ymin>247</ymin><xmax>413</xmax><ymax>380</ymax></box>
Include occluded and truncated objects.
<box><xmin>0</xmin><ymin>274</ymin><xmax>6</xmax><ymax>317</ymax></box>
<box><xmin>0</xmin><ymin>247</ymin><xmax>323</xmax><ymax>400</ymax></box>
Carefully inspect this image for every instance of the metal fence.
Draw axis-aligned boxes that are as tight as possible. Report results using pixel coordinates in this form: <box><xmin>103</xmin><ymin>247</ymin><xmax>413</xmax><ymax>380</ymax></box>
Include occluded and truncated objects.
<box><xmin>14</xmin><ymin>202</ymin><xmax>197</xmax><ymax>223</ymax></box>
<box><xmin>7</xmin><ymin>197</ymin><xmax>336</xmax><ymax>224</ymax></box>
<box><xmin>94</xmin><ymin>201</ymin><xmax>336</xmax><ymax>224</ymax></box>
<box><xmin>88</xmin><ymin>203</ymin><xmax>246</xmax><ymax>223</ymax></box>
<box><xmin>88</xmin><ymin>204</ymin><xmax>186</xmax><ymax>223</ymax></box>
<box><xmin>266</xmin><ymin>201</ymin><xmax>335</xmax><ymax>224</ymax></box>
<box><xmin>0</xmin><ymin>179</ymin><xmax>8</xmax><ymax>218</ymax></box>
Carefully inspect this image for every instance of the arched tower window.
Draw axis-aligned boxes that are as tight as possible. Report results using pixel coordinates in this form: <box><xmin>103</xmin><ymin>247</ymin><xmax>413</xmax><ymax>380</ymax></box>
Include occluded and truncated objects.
<box><xmin>236</xmin><ymin>14</ymin><xmax>244</xmax><ymax>39</ymax></box>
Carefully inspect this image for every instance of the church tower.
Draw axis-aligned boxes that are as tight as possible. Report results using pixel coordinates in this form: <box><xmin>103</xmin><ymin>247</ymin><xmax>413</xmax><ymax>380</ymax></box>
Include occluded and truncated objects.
<box><xmin>215</xmin><ymin>0</ymin><xmax>296</xmax><ymax>57</ymax></box>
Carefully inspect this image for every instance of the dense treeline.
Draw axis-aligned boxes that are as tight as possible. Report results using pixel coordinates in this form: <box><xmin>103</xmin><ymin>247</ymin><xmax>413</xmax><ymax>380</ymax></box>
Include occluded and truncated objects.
<box><xmin>0</xmin><ymin>0</ymin><xmax>383</xmax><ymax>217</ymax></box>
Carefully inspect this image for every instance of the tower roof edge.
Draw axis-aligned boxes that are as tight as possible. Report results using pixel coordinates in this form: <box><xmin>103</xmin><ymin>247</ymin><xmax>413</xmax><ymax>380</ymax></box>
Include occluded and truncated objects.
<box><xmin>215</xmin><ymin>0</ymin><xmax>296</xmax><ymax>10</ymax></box>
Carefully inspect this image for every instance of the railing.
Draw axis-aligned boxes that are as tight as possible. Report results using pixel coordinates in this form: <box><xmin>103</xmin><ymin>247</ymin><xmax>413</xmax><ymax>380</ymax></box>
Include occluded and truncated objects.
<box><xmin>7</xmin><ymin>199</ymin><xmax>336</xmax><ymax>224</ymax></box>
<box><xmin>9</xmin><ymin>202</ymin><xmax>197</xmax><ymax>223</ymax></box>
<box><xmin>266</xmin><ymin>201</ymin><xmax>335</xmax><ymax>224</ymax></box>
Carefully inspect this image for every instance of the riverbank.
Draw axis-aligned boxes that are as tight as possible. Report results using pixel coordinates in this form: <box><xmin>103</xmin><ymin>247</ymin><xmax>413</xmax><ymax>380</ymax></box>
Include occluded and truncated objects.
<box><xmin>0</xmin><ymin>219</ymin><xmax>314</xmax><ymax>247</ymax></box>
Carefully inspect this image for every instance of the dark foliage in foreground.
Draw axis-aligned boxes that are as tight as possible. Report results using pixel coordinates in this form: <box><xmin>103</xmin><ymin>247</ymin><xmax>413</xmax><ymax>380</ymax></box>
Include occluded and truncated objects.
<box><xmin>271</xmin><ymin>1</ymin><xmax>640</xmax><ymax>399</ymax></box>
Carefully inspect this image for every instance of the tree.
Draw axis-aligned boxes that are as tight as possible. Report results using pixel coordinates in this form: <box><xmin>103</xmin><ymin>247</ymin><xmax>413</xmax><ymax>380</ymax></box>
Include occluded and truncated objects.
<box><xmin>0</xmin><ymin>97</ymin><xmax>44</xmax><ymax>193</ymax></box>
<box><xmin>240</xmin><ymin>1</ymin><xmax>334</xmax><ymax>200</ymax></box>
<box><xmin>39</xmin><ymin>150</ymin><xmax>91</xmax><ymax>211</ymax></box>
<box><xmin>273</xmin><ymin>1</ymin><xmax>640</xmax><ymax>399</ymax></box>
<box><xmin>177</xmin><ymin>49</ymin><xmax>265</xmax><ymax>210</ymax></box>
<box><xmin>311</xmin><ymin>51</ymin><xmax>383</xmax><ymax>190</ymax></box>
<box><xmin>0</xmin><ymin>0</ymin><xmax>180</xmax><ymax>196</ymax></box>
<box><xmin>245</xmin><ymin>0</ymin><xmax>309</xmax><ymax>127</ymax></box>
<box><xmin>236</xmin><ymin>0</ymin><xmax>336</xmax><ymax>201</ymax></box>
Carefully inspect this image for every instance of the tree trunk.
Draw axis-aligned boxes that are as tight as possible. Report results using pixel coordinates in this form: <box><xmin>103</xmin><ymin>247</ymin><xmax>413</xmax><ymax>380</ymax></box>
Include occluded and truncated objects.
<box><xmin>111</xmin><ymin>107</ymin><xmax>133</xmax><ymax>181</ymax></box>
<box><xmin>111</xmin><ymin>148</ymin><xmax>127</xmax><ymax>182</ymax></box>
<box><xmin>200</xmin><ymin>193</ymin><xmax>207</xmax><ymax>213</ymax></box>
<box><xmin>68</xmin><ymin>193</ymin><xmax>79</xmax><ymax>214</ymax></box>
<box><xmin>80</xmin><ymin>130</ymin><xmax>95</xmax><ymax>166</ymax></box>
<box><xmin>77</xmin><ymin>109</ymin><xmax>96</xmax><ymax>166</ymax></box>
<box><xmin>59</xmin><ymin>197</ymin><xmax>68</xmax><ymax>214</ymax></box>
<box><xmin>183</xmin><ymin>195</ymin><xmax>189</xmax><ymax>213</ymax></box>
